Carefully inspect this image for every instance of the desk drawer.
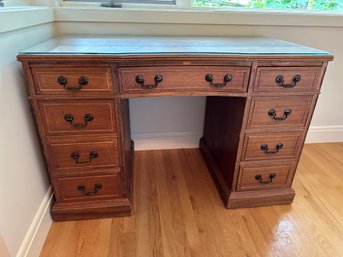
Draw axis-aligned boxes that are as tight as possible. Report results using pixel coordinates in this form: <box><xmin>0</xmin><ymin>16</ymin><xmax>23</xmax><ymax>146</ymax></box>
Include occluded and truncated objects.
<box><xmin>47</xmin><ymin>136</ymin><xmax>120</xmax><ymax>173</ymax></box>
<box><xmin>254</xmin><ymin>67</ymin><xmax>322</xmax><ymax>92</ymax></box>
<box><xmin>31</xmin><ymin>66</ymin><xmax>113</xmax><ymax>95</ymax></box>
<box><xmin>38</xmin><ymin>100</ymin><xmax>117</xmax><ymax>135</ymax></box>
<box><xmin>55</xmin><ymin>173</ymin><xmax>122</xmax><ymax>202</ymax></box>
<box><xmin>237</xmin><ymin>162</ymin><xmax>296</xmax><ymax>191</ymax></box>
<box><xmin>119</xmin><ymin>66</ymin><xmax>250</xmax><ymax>93</ymax></box>
<box><xmin>241</xmin><ymin>132</ymin><xmax>303</xmax><ymax>161</ymax></box>
<box><xmin>247</xmin><ymin>95</ymin><xmax>314</xmax><ymax>130</ymax></box>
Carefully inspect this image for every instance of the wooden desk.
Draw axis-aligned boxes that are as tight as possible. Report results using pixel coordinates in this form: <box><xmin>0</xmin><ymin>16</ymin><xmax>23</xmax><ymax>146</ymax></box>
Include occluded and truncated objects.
<box><xmin>17</xmin><ymin>36</ymin><xmax>333</xmax><ymax>221</ymax></box>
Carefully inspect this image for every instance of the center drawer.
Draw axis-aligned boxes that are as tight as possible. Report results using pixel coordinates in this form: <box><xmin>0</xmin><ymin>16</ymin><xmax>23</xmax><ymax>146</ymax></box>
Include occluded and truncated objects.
<box><xmin>38</xmin><ymin>100</ymin><xmax>117</xmax><ymax>135</ymax></box>
<box><xmin>118</xmin><ymin>66</ymin><xmax>250</xmax><ymax>93</ymax></box>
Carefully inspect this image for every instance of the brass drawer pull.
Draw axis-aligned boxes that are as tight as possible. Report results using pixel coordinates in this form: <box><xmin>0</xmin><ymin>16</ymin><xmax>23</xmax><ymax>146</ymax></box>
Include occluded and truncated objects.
<box><xmin>135</xmin><ymin>74</ymin><xmax>163</xmax><ymax>89</ymax></box>
<box><xmin>77</xmin><ymin>183</ymin><xmax>102</xmax><ymax>196</ymax></box>
<box><xmin>57</xmin><ymin>76</ymin><xmax>88</xmax><ymax>91</ymax></box>
<box><xmin>71</xmin><ymin>151</ymin><xmax>98</xmax><ymax>164</ymax></box>
<box><xmin>260</xmin><ymin>143</ymin><xmax>283</xmax><ymax>154</ymax></box>
<box><xmin>255</xmin><ymin>173</ymin><xmax>276</xmax><ymax>184</ymax></box>
<box><xmin>268</xmin><ymin>108</ymin><xmax>292</xmax><ymax>120</ymax></box>
<box><xmin>205</xmin><ymin>73</ymin><xmax>232</xmax><ymax>87</ymax></box>
<box><xmin>275</xmin><ymin>74</ymin><xmax>301</xmax><ymax>88</ymax></box>
<box><xmin>64</xmin><ymin>113</ymin><xmax>94</xmax><ymax>128</ymax></box>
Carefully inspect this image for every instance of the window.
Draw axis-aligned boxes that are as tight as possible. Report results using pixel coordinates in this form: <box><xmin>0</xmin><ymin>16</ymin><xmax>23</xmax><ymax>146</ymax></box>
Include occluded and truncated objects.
<box><xmin>63</xmin><ymin>0</ymin><xmax>176</xmax><ymax>5</ymax></box>
<box><xmin>192</xmin><ymin>0</ymin><xmax>343</xmax><ymax>10</ymax></box>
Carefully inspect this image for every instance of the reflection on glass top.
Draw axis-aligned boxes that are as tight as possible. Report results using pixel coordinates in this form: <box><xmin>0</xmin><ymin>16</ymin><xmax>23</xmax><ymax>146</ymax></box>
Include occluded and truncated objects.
<box><xmin>19</xmin><ymin>35</ymin><xmax>331</xmax><ymax>56</ymax></box>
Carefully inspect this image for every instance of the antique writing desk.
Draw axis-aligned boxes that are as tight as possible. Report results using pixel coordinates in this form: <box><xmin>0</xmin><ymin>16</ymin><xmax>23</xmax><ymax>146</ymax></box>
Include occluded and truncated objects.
<box><xmin>17</xmin><ymin>36</ymin><xmax>333</xmax><ymax>221</ymax></box>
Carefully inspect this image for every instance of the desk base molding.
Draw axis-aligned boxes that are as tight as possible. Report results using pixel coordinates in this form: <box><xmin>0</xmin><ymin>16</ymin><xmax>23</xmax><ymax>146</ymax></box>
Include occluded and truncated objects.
<box><xmin>227</xmin><ymin>188</ymin><xmax>295</xmax><ymax>209</ymax></box>
<box><xmin>51</xmin><ymin>198</ymin><xmax>132</xmax><ymax>221</ymax></box>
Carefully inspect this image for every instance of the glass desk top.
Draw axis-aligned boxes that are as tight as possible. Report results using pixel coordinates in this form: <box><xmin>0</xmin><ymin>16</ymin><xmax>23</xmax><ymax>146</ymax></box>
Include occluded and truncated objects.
<box><xmin>19</xmin><ymin>35</ymin><xmax>332</xmax><ymax>57</ymax></box>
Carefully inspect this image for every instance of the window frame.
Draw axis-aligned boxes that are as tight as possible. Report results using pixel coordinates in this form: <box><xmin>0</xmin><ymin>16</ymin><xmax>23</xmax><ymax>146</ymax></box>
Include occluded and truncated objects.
<box><xmin>63</xmin><ymin>0</ymin><xmax>177</xmax><ymax>5</ymax></box>
<box><xmin>59</xmin><ymin>0</ymin><xmax>343</xmax><ymax>13</ymax></box>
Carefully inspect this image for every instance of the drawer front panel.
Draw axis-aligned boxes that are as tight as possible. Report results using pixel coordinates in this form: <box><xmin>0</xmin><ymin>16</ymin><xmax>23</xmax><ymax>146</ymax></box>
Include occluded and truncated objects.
<box><xmin>31</xmin><ymin>66</ymin><xmax>113</xmax><ymax>95</ymax></box>
<box><xmin>242</xmin><ymin>132</ymin><xmax>303</xmax><ymax>161</ymax></box>
<box><xmin>247</xmin><ymin>95</ymin><xmax>314</xmax><ymax>130</ymax></box>
<box><xmin>237</xmin><ymin>163</ymin><xmax>296</xmax><ymax>191</ymax></box>
<box><xmin>38</xmin><ymin>100</ymin><xmax>117</xmax><ymax>135</ymax></box>
<box><xmin>119</xmin><ymin>66</ymin><xmax>250</xmax><ymax>93</ymax></box>
<box><xmin>254</xmin><ymin>67</ymin><xmax>322</xmax><ymax>92</ymax></box>
<box><xmin>55</xmin><ymin>173</ymin><xmax>122</xmax><ymax>202</ymax></box>
<box><xmin>48</xmin><ymin>137</ymin><xmax>120</xmax><ymax>172</ymax></box>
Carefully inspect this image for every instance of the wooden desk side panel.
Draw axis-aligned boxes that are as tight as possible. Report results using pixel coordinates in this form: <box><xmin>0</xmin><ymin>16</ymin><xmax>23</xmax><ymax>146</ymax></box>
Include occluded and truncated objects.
<box><xmin>201</xmin><ymin>97</ymin><xmax>246</xmax><ymax>194</ymax></box>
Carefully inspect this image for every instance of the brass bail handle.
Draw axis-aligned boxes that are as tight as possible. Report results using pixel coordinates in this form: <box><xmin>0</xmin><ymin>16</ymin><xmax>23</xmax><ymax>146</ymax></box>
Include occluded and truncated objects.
<box><xmin>57</xmin><ymin>76</ymin><xmax>88</xmax><ymax>91</ymax></box>
<box><xmin>205</xmin><ymin>73</ymin><xmax>232</xmax><ymax>88</ymax></box>
<box><xmin>135</xmin><ymin>74</ymin><xmax>163</xmax><ymax>89</ymax></box>
<box><xmin>64</xmin><ymin>113</ymin><xmax>94</xmax><ymax>128</ymax></box>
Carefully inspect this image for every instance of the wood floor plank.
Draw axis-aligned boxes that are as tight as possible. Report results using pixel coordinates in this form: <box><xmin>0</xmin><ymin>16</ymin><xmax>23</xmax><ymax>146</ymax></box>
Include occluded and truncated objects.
<box><xmin>40</xmin><ymin>143</ymin><xmax>343</xmax><ymax>257</ymax></box>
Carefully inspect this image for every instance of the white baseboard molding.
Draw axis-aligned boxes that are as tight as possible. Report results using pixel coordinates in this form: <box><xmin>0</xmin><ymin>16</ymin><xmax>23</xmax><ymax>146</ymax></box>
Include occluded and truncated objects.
<box><xmin>306</xmin><ymin>125</ymin><xmax>343</xmax><ymax>143</ymax></box>
<box><xmin>132</xmin><ymin>131</ymin><xmax>203</xmax><ymax>150</ymax></box>
<box><xmin>16</xmin><ymin>187</ymin><xmax>53</xmax><ymax>257</ymax></box>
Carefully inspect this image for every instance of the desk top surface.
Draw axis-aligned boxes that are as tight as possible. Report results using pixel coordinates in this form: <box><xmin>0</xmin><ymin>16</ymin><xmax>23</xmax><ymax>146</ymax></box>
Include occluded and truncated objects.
<box><xmin>18</xmin><ymin>35</ymin><xmax>332</xmax><ymax>57</ymax></box>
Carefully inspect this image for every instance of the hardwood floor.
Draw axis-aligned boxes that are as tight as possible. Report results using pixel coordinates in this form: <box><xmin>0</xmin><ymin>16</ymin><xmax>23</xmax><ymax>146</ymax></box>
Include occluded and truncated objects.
<box><xmin>40</xmin><ymin>143</ymin><xmax>343</xmax><ymax>257</ymax></box>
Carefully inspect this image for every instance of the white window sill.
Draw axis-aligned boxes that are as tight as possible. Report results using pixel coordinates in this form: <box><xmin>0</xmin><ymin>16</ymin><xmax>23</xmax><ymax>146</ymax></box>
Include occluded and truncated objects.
<box><xmin>0</xmin><ymin>6</ymin><xmax>48</xmax><ymax>11</ymax></box>
<box><xmin>55</xmin><ymin>6</ymin><xmax>343</xmax><ymax>28</ymax></box>
<box><xmin>1</xmin><ymin>4</ymin><xmax>343</xmax><ymax>34</ymax></box>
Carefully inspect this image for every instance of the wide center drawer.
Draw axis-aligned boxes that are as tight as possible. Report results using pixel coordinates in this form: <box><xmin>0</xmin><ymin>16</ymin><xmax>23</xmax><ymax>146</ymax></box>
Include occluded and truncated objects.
<box><xmin>47</xmin><ymin>136</ymin><xmax>120</xmax><ymax>173</ymax></box>
<box><xmin>31</xmin><ymin>66</ymin><xmax>113</xmax><ymax>95</ymax></box>
<box><xmin>118</xmin><ymin>66</ymin><xmax>250</xmax><ymax>93</ymax></box>
<box><xmin>54</xmin><ymin>173</ymin><xmax>122</xmax><ymax>202</ymax></box>
<box><xmin>38</xmin><ymin>100</ymin><xmax>117</xmax><ymax>135</ymax></box>
<box><xmin>247</xmin><ymin>95</ymin><xmax>315</xmax><ymax>130</ymax></box>
<box><xmin>241</xmin><ymin>131</ymin><xmax>303</xmax><ymax>161</ymax></box>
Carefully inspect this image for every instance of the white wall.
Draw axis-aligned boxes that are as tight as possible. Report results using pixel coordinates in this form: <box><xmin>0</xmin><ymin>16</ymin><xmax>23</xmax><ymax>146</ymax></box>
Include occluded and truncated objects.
<box><xmin>55</xmin><ymin>17</ymin><xmax>343</xmax><ymax>146</ymax></box>
<box><xmin>0</xmin><ymin>22</ymin><xmax>55</xmax><ymax>256</ymax></box>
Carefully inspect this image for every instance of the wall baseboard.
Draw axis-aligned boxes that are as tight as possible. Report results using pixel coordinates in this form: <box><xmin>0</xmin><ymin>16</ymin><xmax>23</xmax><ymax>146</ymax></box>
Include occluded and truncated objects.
<box><xmin>306</xmin><ymin>125</ymin><xmax>343</xmax><ymax>143</ymax></box>
<box><xmin>16</xmin><ymin>187</ymin><xmax>53</xmax><ymax>257</ymax></box>
<box><xmin>132</xmin><ymin>131</ymin><xmax>203</xmax><ymax>150</ymax></box>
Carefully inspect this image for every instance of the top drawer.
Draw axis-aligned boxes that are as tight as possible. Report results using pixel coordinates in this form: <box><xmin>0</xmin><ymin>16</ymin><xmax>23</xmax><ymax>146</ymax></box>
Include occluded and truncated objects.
<box><xmin>119</xmin><ymin>66</ymin><xmax>250</xmax><ymax>94</ymax></box>
<box><xmin>254</xmin><ymin>67</ymin><xmax>322</xmax><ymax>92</ymax></box>
<box><xmin>31</xmin><ymin>66</ymin><xmax>113</xmax><ymax>95</ymax></box>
